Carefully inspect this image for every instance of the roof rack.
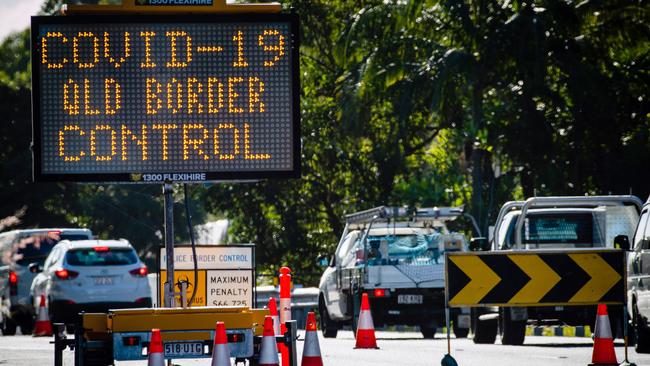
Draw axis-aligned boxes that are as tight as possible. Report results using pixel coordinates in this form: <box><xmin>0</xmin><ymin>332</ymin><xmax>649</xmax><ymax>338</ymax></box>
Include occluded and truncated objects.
<box><xmin>344</xmin><ymin>206</ymin><xmax>465</xmax><ymax>225</ymax></box>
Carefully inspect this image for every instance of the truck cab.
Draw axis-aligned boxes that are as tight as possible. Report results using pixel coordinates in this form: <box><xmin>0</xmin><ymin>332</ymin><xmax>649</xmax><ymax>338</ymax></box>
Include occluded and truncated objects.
<box><xmin>318</xmin><ymin>206</ymin><xmax>479</xmax><ymax>339</ymax></box>
<box><xmin>486</xmin><ymin>195</ymin><xmax>641</xmax><ymax>345</ymax></box>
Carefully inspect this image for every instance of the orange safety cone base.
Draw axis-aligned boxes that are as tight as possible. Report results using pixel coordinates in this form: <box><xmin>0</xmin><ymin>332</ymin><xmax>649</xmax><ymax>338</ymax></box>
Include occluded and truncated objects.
<box><xmin>148</xmin><ymin>328</ymin><xmax>165</xmax><ymax>366</ymax></box>
<box><xmin>33</xmin><ymin>294</ymin><xmax>52</xmax><ymax>337</ymax></box>
<box><xmin>211</xmin><ymin>321</ymin><xmax>230</xmax><ymax>366</ymax></box>
<box><xmin>302</xmin><ymin>312</ymin><xmax>324</xmax><ymax>366</ymax></box>
<box><xmin>258</xmin><ymin>316</ymin><xmax>280</xmax><ymax>366</ymax></box>
<box><xmin>354</xmin><ymin>293</ymin><xmax>379</xmax><ymax>349</ymax></box>
<box><xmin>589</xmin><ymin>304</ymin><xmax>618</xmax><ymax>366</ymax></box>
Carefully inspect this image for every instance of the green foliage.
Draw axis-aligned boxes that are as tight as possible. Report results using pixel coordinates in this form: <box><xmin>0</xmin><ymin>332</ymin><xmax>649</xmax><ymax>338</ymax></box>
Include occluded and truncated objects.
<box><xmin>0</xmin><ymin>0</ymin><xmax>648</xmax><ymax>285</ymax></box>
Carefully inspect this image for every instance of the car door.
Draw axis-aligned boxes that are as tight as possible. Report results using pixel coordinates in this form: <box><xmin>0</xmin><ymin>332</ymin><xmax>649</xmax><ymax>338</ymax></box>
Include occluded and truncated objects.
<box><xmin>32</xmin><ymin>247</ymin><xmax>60</xmax><ymax>303</ymax></box>
<box><xmin>325</xmin><ymin>232</ymin><xmax>358</xmax><ymax>319</ymax></box>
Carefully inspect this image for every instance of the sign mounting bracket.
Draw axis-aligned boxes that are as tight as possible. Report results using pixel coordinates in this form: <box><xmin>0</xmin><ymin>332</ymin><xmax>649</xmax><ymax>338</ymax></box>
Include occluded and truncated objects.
<box><xmin>64</xmin><ymin>0</ymin><xmax>281</xmax><ymax>15</ymax></box>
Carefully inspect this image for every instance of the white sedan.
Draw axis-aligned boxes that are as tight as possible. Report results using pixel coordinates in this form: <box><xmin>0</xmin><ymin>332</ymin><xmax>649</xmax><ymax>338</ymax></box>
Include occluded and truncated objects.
<box><xmin>30</xmin><ymin>239</ymin><xmax>151</xmax><ymax>325</ymax></box>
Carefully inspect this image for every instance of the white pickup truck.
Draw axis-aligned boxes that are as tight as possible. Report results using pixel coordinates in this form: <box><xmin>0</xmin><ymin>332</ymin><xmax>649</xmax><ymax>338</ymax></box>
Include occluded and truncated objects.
<box><xmin>317</xmin><ymin>206</ymin><xmax>480</xmax><ymax>339</ymax></box>
<box><xmin>482</xmin><ymin>195</ymin><xmax>642</xmax><ymax>345</ymax></box>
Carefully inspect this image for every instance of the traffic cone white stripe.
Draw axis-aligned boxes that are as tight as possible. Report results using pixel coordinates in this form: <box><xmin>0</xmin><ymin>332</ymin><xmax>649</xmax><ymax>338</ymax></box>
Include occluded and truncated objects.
<box><xmin>147</xmin><ymin>352</ymin><xmax>165</xmax><ymax>366</ymax></box>
<box><xmin>357</xmin><ymin>309</ymin><xmax>374</xmax><ymax>330</ymax></box>
<box><xmin>258</xmin><ymin>335</ymin><xmax>280</xmax><ymax>364</ymax></box>
<box><xmin>211</xmin><ymin>343</ymin><xmax>230</xmax><ymax>366</ymax></box>
<box><xmin>302</xmin><ymin>329</ymin><xmax>322</xmax><ymax>357</ymax></box>
<box><xmin>595</xmin><ymin>315</ymin><xmax>612</xmax><ymax>339</ymax></box>
<box><xmin>36</xmin><ymin>306</ymin><xmax>49</xmax><ymax>321</ymax></box>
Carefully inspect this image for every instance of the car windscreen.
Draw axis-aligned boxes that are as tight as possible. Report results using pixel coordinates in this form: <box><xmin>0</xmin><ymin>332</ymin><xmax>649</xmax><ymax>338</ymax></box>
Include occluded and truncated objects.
<box><xmin>15</xmin><ymin>234</ymin><xmax>90</xmax><ymax>266</ymax></box>
<box><xmin>365</xmin><ymin>233</ymin><xmax>448</xmax><ymax>265</ymax></box>
<box><xmin>505</xmin><ymin>212</ymin><xmax>599</xmax><ymax>247</ymax></box>
<box><xmin>65</xmin><ymin>248</ymin><xmax>138</xmax><ymax>266</ymax></box>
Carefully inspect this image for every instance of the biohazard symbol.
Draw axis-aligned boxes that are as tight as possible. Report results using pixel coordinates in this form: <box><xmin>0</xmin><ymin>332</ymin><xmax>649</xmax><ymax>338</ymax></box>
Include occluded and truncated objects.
<box><xmin>177</xmin><ymin>274</ymin><xmax>194</xmax><ymax>293</ymax></box>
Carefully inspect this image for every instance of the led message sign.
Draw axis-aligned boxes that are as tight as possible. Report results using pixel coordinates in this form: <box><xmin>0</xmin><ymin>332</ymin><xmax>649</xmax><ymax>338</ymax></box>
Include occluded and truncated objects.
<box><xmin>31</xmin><ymin>14</ymin><xmax>299</xmax><ymax>182</ymax></box>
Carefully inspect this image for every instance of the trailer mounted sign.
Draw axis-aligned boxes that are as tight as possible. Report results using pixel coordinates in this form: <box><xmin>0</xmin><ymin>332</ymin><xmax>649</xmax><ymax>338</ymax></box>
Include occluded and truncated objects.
<box><xmin>445</xmin><ymin>249</ymin><xmax>625</xmax><ymax>307</ymax></box>
<box><xmin>31</xmin><ymin>14</ymin><xmax>299</xmax><ymax>182</ymax></box>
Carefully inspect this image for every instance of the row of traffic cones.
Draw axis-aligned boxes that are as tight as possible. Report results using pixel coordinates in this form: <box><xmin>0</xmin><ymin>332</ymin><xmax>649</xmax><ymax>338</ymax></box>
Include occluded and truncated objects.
<box><xmin>33</xmin><ymin>284</ymin><xmax>630</xmax><ymax>366</ymax></box>
<box><xmin>146</xmin><ymin>311</ymin><xmax>327</xmax><ymax>366</ymax></box>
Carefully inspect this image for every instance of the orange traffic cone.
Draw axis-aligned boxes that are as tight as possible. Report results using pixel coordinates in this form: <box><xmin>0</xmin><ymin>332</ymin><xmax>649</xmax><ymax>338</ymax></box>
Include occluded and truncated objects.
<box><xmin>354</xmin><ymin>293</ymin><xmax>378</xmax><ymax>349</ymax></box>
<box><xmin>302</xmin><ymin>312</ymin><xmax>323</xmax><ymax>366</ymax></box>
<box><xmin>269</xmin><ymin>297</ymin><xmax>281</xmax><ymax>336</ymax></box>
<box><xmin>33</xmin><ymin>294</ymin><xmax>52</xmax><ymax>337</ymax></box>
<box><xmin>589</xmin><ymin>304</ymin><xmax>618</xmax><ymax>366</ymax></box>
<box><xmin>259</xmin><ymin>315</ymin><xmax>280</xmax><ymax>366</ymax></box>
<box><xmin>148</xmin><ymin>328</ymin><xmax>165</xmax><ymax>366</ymax></box>
<box><xmin>211</xmin><ymin>321</ymin><xmax>230</xmax><ymax>366</ymax></box>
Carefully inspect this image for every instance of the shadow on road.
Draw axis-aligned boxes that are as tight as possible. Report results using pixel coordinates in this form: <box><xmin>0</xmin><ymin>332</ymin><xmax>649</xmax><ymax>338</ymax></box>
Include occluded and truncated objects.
<box><xmin>518</xmin><ymin>342</ymin><xmax>624</xmax><ymax>348</ymax></box>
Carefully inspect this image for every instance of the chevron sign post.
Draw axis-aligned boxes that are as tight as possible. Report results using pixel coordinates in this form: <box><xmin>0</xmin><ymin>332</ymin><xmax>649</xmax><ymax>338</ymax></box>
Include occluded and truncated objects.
<box><xmin>445</xmin><ymin>250</ymin><xmax>625</xmax><ymax>307</ymax></box>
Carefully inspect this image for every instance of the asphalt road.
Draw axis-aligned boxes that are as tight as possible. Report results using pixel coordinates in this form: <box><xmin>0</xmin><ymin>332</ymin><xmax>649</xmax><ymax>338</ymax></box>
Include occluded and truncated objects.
<box><xmin>2</xmin><ymin>330</ymin><xmax>650</xmax><ymax>366</ymax></box>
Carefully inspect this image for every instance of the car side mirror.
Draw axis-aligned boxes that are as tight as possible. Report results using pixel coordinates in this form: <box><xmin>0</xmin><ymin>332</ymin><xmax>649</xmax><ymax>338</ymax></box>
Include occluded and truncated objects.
<box><xmin>28</xmin><ymin>263</ymin><xmax>42</xmax><ymax>273</ymax></box>
<box><xmin>614</xmin><ymin>235</ymin><xmax>631</xmax><ymax>251</ymax></box>
<box><xmin>469</xmin><ymin>237</ymin><xmax>490</xmax><ymax>252</ymax></box>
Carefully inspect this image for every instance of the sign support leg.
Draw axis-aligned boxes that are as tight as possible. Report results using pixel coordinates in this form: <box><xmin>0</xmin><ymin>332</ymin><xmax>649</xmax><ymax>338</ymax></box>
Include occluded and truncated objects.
<box><xmin>621</xmin><ymin>304</ymin><xmax>636</xmax><ymax>366</ymax></box>
<box><xmin>163</xmin><ymin>182</ymin><xmax>176</xmax><ymax>308</ymax></box>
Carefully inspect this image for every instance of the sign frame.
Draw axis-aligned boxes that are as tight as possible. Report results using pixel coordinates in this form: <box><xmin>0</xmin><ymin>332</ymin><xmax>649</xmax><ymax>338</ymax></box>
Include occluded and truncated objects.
<box><xmin>31</xmin><ymin>13</ymin><xmax>300</xmax><ymax>183</ymax></box>
<box><xmin>444</xmin><ymin>249</ymin><xmax>626</xmax><ymax>308</ymax></box>
<box><xmin>156</xmin><ymin>244</ymin><xmax>256</xmax><ymax>307</ymax></box>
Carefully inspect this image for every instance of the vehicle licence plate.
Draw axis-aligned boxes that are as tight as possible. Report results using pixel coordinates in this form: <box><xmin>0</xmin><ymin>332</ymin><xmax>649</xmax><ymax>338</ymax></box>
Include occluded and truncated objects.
<box><xmin>397</xmin><ymin>294</ymin><xmax>423</xmax><ymax>304</ymax></box>
<box><xmin>93</xmin><ymin>276</ymin><xmax>114</xmax><ymax>285</ymax></box>
<box><xmin>163</xmin><ymin>342</ymin><xmax>204</xmax><ymax>357</ymax></box>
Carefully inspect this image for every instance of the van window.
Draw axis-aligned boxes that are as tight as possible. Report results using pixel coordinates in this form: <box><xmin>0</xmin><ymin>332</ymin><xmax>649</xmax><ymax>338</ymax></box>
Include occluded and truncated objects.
<box><xmin>66</xmin><ymin>248</ymin><xmax>138</xmax><ymax>266</ymax></box>
<box><xmin>15</xmin><ymin>234</ymin><xmax>89</xmax><ymax>266</ymax></box>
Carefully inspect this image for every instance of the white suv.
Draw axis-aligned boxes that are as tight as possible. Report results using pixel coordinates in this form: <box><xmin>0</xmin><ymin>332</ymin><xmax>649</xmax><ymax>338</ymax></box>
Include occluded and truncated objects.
<box><xmin>30</xmin><ymin>239</ymin><xmax>151</xmax><ymax>325</ymax></box>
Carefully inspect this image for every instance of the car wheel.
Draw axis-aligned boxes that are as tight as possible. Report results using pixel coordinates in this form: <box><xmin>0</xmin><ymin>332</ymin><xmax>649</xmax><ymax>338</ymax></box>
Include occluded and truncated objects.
<box><xmin>1</xmin><ymin>317</ymin><xmax>17</xmax><ymax>336</ymax></box>
<box><xmin>453</xmin><ymin>321</ymin><xmax>469</xmax><ymax>339</ymax></box>
<box><xmin>318</xmin><ymin>298</ymin><xmax>338</xmax><ymax>338</ymax></box>
<box><xmin>500</xmin><ymin>310</ymin><xmax>526</xmax><ymax>345</ymax></box>
<box><xmin>421</xmin><ymin>326</ymin><xmax>436</xmax><ymax>339</ymax></box>
<box><xmin>635</xmin><ymin>305</ymin><xmax>650</xmax><ymax>353</ymax></box>
<box><xmin>19</xmin><ymin>319</ymin><xmax>34</xmax><ymax>335</ymax></box>
<box><xmin>472</xmin><ymin>310</ymin><xmax>497</xmax><ymax>344</ymax></box>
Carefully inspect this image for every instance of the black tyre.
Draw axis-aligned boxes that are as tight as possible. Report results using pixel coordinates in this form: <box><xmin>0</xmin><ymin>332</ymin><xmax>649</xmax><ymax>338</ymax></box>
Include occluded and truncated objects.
<box><xmin>65</xmin><ymin>324</ymin><xmax>75</xmax><ymax>334</ymax></box>
<box><xmin>453</xmin><ymin>321</ymin><xmax>469</xmax><ymax>339</ymax></box>
<box><xmin>635</xmin><ymin>305</ymin><xmax>650</xmax><ymax>353</ymax></box>
<box><xmin>318</xmin><ymin>298</ymin><xmax>338</xmax><ymax>338</ymax></box>
<box><xmin>1</xmin><ymin>317</ymin><xmax>17</xmax><ymax>336</ymax></box>
<box><xmin>472</xmin><ymin>310</ymin><xmax>497</xmax><ymax>344</ymax></box>
<box><xmin>421</xmin><ymin>326</ymin><xmax>436</xmax><ymax>339</ymax></box>
<box><xmin>19</xmin><ymin>320</ymin><xmax>34</xmax><ymax>335</ymax></box>
<box><xmin>500</xmin><ymin>310</ymin><xmax>526</xmax><ymax>345</ymax></box>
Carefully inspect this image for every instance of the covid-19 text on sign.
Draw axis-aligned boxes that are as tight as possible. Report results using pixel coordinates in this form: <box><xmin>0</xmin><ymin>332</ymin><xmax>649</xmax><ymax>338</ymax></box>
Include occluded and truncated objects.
<box><xmin>31</xmin><ymin>14</ymin><xmax>299</xmax><ymax>182</ymax></box>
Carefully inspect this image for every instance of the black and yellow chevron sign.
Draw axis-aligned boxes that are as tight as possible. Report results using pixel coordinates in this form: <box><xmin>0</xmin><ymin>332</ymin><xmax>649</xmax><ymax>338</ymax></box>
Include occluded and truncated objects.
<box><xmin>446</xmin><ymin>250</ymin><xmax>624</xmax><ymax>307</ymax></box>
